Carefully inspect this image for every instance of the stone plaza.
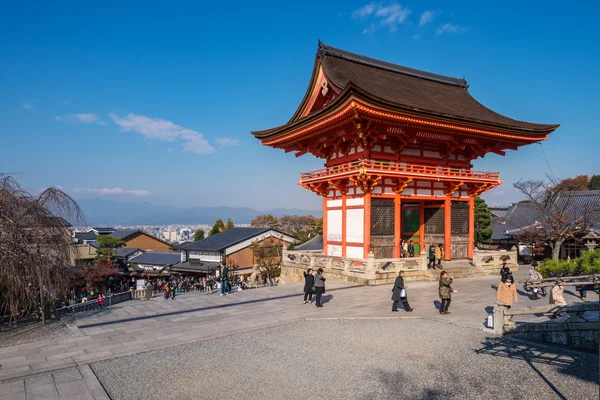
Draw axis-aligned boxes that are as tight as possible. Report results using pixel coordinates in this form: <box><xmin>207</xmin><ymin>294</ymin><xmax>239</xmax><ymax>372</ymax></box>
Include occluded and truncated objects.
<box><xmin>0</xmin><ymin>267</ymin><xmax>598</xmax><ymax>399</ymax></box>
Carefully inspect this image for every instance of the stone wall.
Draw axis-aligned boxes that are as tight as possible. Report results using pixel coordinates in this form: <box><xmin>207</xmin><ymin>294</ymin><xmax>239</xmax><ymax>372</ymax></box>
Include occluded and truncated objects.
<box><xmin>280</xmin><ymin>249</ymin><xmax>428</xmax><ymax>286</ymax></box>
<box><xmin>473</xmin><ymin>247</ymin><xmax>518</xmax><ymax>272</ymax></box>
<box><xmin>510</xmin><ymin>328</ymin><xmax>599</xmax><ymax>352</ymax></box>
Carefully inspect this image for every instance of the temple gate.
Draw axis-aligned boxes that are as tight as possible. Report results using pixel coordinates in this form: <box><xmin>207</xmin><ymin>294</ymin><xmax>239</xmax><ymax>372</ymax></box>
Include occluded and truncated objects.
<box><xmin>252</xmin><ymin>42</ymin><xmax>558</xmax><ymax>260</ymax></box>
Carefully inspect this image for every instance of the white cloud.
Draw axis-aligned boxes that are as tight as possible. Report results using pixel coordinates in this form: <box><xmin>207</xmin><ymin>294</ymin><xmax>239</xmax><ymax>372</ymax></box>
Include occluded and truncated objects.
<box><xmin>72</xmin><ymin>187</ymin><xmax>152</xmax><ymax>197</ymax></box>
<box><xmin>108</xmin><ymin>113</ymin><xmax>215</xmax><ymax>154</ymax></box>
<box><xmin>376</xmin><ymin>3</ymin><xmax>410</xmax><ymax>30</ymax></box>
<box><xmin>363</xmin><ymin>24</ymin><xmax>376</xmax><ymax>34</ymax></box>
<box><xmin>55</xmin><ymin>113</ymin><xmax>106</xmax><ymax>125</ymax></box>
<box><xmin>351</xmin><ymin>2</ymin><xmax>411</xmax><ymax>33</ymax></box>
<box><xmin>436</xmin><ymin>23</ymin><xmax>468</xmax><ymax>36</ymax></box>
<box><xmin>22</xmin><ymin>102</ymin><xmax>33</xmax><ymax>110</ymax></box>
<box><xmin>216</xmin><ymin>138</ymin><xmax>240</xmax><ymax>146</ymax></box>
<box><xmin>352</xmin><ymin>3</ymin><xmax>376</xmax><ymax>19</ymax></box>
<box><xmin>419</xmin><ymin>10</ymin><xmax>436</xmax><ymax>26</ymax></box>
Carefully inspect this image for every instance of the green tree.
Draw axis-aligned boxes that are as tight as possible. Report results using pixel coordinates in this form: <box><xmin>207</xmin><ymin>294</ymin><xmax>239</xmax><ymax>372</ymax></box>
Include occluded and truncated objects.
<box><xmin>95</xmin><ymin>235</ymin><xmax>124</xmax><ymax>262</ymax></box>
<box><xmin>193</xmin><ymin>229</ymin><xmax>205</xmax><ymax>241</ymax></box>
<box><xmin>589</xmin><ymin>175</ymin><xmax>600</xmax><ymax>190</ymax></box>
<box><xmin>224</xmin><ymin>218</ymin><xmax>235</xmax><ymax>230</ymax></box>
<box><xmin>209</xmin><ymin>219</ymin><xmax>225</xmax><ymax>236</ymax></box>
<box><xmin>474</xmin><ymin>197</ymin><xmax>493</xmax><ymax>246</ymax></box>
<box><xmin>251</xmin><ymin>214</ymin><xmax>279</xmax><ymax>228</ymax></box>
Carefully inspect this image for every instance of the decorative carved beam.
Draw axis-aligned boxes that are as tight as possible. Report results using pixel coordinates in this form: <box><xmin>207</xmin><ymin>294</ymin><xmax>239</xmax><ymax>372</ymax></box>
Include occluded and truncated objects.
<box><xmin>468</xmin><ymin>182</ymin><xmax>497</xmax><ymax>197</ymax></box>
<box><xmin>350</xmin><ymin>169</ymin><xmax>381</xmax><ymax>194</ymax></box>
<box><xmin>301</xmin><ymin>181</ymin><xmax>329</xmax><ymax>197</ymax></box>
<box><xmin>392</xmin><ymin>177</ymin><xmax>413</xmax><ymax>194</ymax></box>
<box><xmin>445</xmin><ymin>181</ymin><xmax>464</xmax><ymax>196</ymax></box>
<box><xmin>328</xmin><ymin>178</ymin><xmax>350</xmax><ymax>196</ymax></box>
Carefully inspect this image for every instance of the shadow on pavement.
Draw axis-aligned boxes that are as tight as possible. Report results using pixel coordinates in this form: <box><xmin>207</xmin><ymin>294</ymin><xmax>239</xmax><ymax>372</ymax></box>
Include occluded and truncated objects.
<box><xmin>475</xmin><ymin>337</ymin><xmax>599</xmax><ymax>399</ymax></box>
<box><xmin>76</xmin><ymin>285</ymin><xmax>362</xmax><ymax>329</ymax></box>
<box><xmin>374</xmin><ymin>369</ymin><xmax>450</xmax><ymax>399</ymax></box>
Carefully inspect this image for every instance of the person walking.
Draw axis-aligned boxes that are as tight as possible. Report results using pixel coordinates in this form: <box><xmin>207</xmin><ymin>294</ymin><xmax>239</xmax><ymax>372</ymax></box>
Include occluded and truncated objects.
<box><xmin>171</xmin><ymin>282</ymin><xmax>176</xmax><ymax>300</ymax></box>
<box><xmin>313</xmin><ymin>268</ymin><xmax>326</xmax><ymax>308</ymax></box>
<box><xmin>97</xmin><ymin>293</ymin><xmax>105</xmax><ymax>309</ymax></box>
<box><xmin>528</xmin><ymin>262</ymin><xmax>545</xmax><ymax>299</ymax></box>
<box><xmin>435</xmin><ymin>244</ymin><xmax>444</xmax><ymax>269</ymax></box>
<box><xmin>408</xmin><ymin>240</ymin><xmax>415</xmax><ymax>258</ymax></box>
<box><xmin>497</xmin><ymin>275</ymin><xmax>518</xmax><ymax>309</ymax></box>
<box><xmin>220</xmin><ymin>263</ymin><xmax>229</xmax><ymax>296</ymax></box>
<box><xmin>391</xmin><ymin>270</ymin><xmax>413</xmax><ymax>312</ymax></box>
<box><xmin>163</xmin><ymin>282</ymin><xmax>170</xmax><ymax>301</ymax></box>
<box><xmin>438</xmin><ymin>271</ymin><xmax>453</xmax><ymax>315</ymax></box>
<box><xmin>428</xmin><ymin>245</ymin><xmax>436</xmax><ymax>269</ymax></box>
<box><xmin>303</xmin><ymin>268</ymin><xmax>315</xmax><ymax>304</ymax></box>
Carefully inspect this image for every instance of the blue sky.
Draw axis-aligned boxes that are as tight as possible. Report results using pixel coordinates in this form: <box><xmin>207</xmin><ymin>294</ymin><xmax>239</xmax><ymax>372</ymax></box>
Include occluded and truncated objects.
<box><xmin>1</xmin><ymin>1</ymin><xmax>598</xmax><ymax>211</ymax></box>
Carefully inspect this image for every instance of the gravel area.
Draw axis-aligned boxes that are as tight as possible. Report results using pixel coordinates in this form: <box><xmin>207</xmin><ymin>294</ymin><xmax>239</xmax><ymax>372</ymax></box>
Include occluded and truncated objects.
<box><xmin>0</xmin><ymin>319</ymin><xmax>74</xmax><ymax>348</ymax></box>
<box><xmin>92</xmin><ymin>319</ymin><xmax>599</xmax><ymax>400</ymax></box>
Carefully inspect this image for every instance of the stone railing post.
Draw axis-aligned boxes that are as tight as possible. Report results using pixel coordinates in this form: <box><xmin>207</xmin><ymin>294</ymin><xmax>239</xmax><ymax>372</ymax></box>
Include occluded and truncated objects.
<box><xmin>493</xmin><ymin>304</ymin><xmax>506</xmax><ymax>335</ymax></box>
<box><xmin>420</xmin><ymin>249</ymin><xmax>427</xmax><ymax>271</ymax></box>
<box><xmin>326</xmin><ymin>257</ymin><xmax>333</xmax><ymax>269</ymax></box>
<box><xmin>310</xmin><ymin>255</ymin><xmax>316</xmax><ymax>267</ymax></box>
<box><xmin>365</xmin><ymin>252</ymin><xmax>376</xmax><ymax>280</ymax></box>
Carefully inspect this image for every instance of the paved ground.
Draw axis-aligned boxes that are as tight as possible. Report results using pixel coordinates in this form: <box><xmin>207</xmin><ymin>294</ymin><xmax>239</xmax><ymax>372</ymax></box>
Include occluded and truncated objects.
<box><xmin>0</xmin><ymin>266</ymin><xmax>597</xmax><ymax>399</ymax></box>
<box><xmin>92</xmin><ymin>319</ymin><xmax>599</xmax><ymax>400</ymax></box>
<box><xmin>0</xmin><ymin>320</ymin><xmax>74</xmax><ymax>348</ymax></box>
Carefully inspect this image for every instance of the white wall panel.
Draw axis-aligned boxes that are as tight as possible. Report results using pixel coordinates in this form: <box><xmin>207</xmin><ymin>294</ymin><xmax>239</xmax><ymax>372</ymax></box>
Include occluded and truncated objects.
<box><xmin>328</xmin><ymin>245</ymin><xmax>342</xmax><ymax>257</ymax></box>
<box><xmin>327</xmin><ymin>209</ymin><xmax>342</xmax><ymax>241</ymax></box>
<box><xmin>327</xmin><ymin>199</ymin><xmax>342</xmax><ymax>207</ymax></box>
<box><xmin>346</xmin><ymin>197</ymin><xmax>364</xmax><ymax>206</ymax></box>
<box><xmin>346</xmin><ymin>246</ymin><xmax>364</xmax><ymax>259</ymax></box>
<box><xmin>346</xmin><ymin>208</ymin><xmax>364</xmax><ymax>243</ymax></box>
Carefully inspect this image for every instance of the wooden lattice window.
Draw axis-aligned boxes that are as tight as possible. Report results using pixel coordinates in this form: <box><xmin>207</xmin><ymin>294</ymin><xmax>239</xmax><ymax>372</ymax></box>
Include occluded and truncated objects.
<box><xmin>371</xmin><ymin>199</ymin><xmax>394</xmax><ymax>236</ymax></box>
<box><xmin>451</xmin><ymin>202</ymin><xmax>469</xmax><ymax>234</ymax></box>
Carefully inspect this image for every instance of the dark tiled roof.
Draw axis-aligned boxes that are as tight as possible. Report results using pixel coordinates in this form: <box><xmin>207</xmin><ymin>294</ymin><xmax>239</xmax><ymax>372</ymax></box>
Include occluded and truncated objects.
<box><xmin>173</xmin><ymin>261</ymin><xmax>219</xmax><ymax>273</ymax></box>
<box><xmin>89</xmin><ymin>240</ymin><xmax>99</xmax><ymax>249</ymax></box>
<box><xmin>502</xmin><ymin>191</ymin><xmax>600</xmax><ymax>236</ymax></box>
<box><xmin>128</xmin><ymin>251</ymin><xmax>181</xmax><ymax>266</ymax></box>
<box><xmin>74</xmin><ymin>232</ymin><xmax>97</xmax><ymax>242</ymax></box>
<box><xmin>109</xmin><ymin>230</ymin><xmax>139</xmax><ymax>240</ymax></box>
<box><xmin>295</xmin><ymin>234</ymin><xmax>323</xmax><ymax>251</ymax></box>
<box><xmin>253</xmin><ymin>42</ymin><xmax>559</xmax><ymax>139</ymax></box>
<box><xmin>182</xmin><ymin>227</ymin><xmax>277</xmax><ymax>252</ymax></box>
<box><xmin>489</xmin><ymin>207</ymin><xmax>508</xmax><ymax>218</ymax></box>
<box><xmin>490</xmin><ymin>219</ymin><xmax>518</xmax><ymax>241</ymax></box>
<box><xmin>113</xmin><ymin>248</ymin><xmax>141</xmax><ymax>258</ymax></box>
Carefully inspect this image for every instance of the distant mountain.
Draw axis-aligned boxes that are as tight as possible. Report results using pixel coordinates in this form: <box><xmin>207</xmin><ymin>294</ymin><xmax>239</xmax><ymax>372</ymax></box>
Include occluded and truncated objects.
<box><xmin>75</xmin><ymin>199</ymin><xmax>321</xmax><ymax>226</ymax></box>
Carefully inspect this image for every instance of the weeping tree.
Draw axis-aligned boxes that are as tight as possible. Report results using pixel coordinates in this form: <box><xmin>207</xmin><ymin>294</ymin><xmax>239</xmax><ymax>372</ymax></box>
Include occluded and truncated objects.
<box><xmin>0</xmin><ymin>175</ymin><xmax>83</xmax><ymax>324</ymax></box>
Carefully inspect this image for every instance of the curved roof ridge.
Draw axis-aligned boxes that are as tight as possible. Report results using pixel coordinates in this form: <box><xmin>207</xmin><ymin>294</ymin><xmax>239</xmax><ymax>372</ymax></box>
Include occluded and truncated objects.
<box><xmin>318</xmin><ymin>41</ymin><xmax>468</xmax><ymax>88</ymax></box>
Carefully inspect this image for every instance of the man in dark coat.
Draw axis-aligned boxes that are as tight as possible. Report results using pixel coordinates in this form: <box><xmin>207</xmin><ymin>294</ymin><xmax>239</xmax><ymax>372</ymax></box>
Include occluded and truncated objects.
<box><xmin>303</xmin><ymin>269</ymin><xmax>315</xmax><ymax>304</ymax></box>
<box><xmin>391</xmin><ymin>270</ymin><xmax>413</xmax><ymax>312</ymax></box>
<box><xmin>407</xmin><ymin>240</ymin><xmax>415</xmax><ymax>258</ymax></box>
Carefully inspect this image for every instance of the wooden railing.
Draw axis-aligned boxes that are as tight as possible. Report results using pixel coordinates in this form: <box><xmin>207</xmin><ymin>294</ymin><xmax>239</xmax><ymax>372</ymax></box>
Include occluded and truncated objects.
<box><xmin>300</xmin><ymin>159</ymin><xmax>500</xmax><ymax>182</ymax></box>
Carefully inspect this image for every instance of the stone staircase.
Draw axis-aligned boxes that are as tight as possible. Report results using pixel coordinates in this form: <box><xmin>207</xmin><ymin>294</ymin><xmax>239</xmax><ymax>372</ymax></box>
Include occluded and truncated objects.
<box><xmin>424</xmin><ymin>260</ymin><xmax>490</xmax><ymax>280</ymax></box>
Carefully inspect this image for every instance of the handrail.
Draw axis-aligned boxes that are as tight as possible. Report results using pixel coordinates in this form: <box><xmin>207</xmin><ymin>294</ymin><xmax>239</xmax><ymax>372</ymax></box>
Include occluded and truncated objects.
<box><xmin>300</xmin><ymin>159</ymin><xmax>500</xmax><ymax>181</ymax></box>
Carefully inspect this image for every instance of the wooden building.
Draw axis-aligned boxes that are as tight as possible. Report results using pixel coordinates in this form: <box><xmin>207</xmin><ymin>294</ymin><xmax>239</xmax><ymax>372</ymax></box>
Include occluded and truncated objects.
<box><xmin>252</xmin><ymin>42</ymin><xmax>559</xmax><ymax>260</ymax></box>
<box><xmin>180</xmin><ymin>227</ymin><xmax>297</xmax><ymax>276</ymax></box>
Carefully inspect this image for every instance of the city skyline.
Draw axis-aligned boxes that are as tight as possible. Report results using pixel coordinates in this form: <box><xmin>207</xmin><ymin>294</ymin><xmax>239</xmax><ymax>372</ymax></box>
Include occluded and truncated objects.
<box><xmin>1</xmin><ymin>1</ymin><xmax>598</xmax><ymax>210</ymax></box>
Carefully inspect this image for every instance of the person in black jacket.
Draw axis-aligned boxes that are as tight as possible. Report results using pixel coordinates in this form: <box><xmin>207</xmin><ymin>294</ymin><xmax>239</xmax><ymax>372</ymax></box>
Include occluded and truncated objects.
<box><xmin>303</xmin><ymin>268</ymin><xmax>315</xmax><ymax>304</ymax></box>
<box><xmin>391</xmin><ymin>270</ymin><xmax>413</xmax><ymax>312</ymax></box>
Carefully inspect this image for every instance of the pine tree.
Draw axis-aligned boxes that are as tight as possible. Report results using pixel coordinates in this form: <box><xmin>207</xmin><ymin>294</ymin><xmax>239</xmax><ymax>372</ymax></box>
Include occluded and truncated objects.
<box><xmin>474</xmin><ymin>197</ymin><xmax>493</xmax><ymax>245</ymax></box>
<box><xmin>224</xmin><ymin>218</ymin><xmax>235</xmax><ymax>230</ymax></box>
<box><xmin>209</xmin><ymin>219</ymin><xmax>225</xmax><ymax>236</ymax></box>
<box><xmin>589</xmin><ymin>175</ymin><xmax>600</xmax><ymax>190</ymax></box>
<box><xmin>193</xmin><ymin>229</ymin><xmax>205</xmax><ymax>241</ymax></box>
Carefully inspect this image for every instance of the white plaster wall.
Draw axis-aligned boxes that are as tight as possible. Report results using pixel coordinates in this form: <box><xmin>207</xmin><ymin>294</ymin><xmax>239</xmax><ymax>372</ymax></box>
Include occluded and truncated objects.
<box><xmin>417</xmin><ymin>189</ymin><xmax>431</xmax><ymax>196</ymax></box>
<box><xmin>346</xmin><ymin>208</ymin><xmax>364</xmax><ymax>243</ymax></box>
<box><xmin>384</xmin><ymin>146</ymin><xmax>394</xmax><ymax>153</ymax></box>
<box><xmin>327</xmin><ymin>199</ymin><xmax>342</xmax><ymax>207</ymax></box>
<box><xmin>346</xmin><ymin>246</ymin><xmax>364</xmax><ymax>259</ymax></box>
<box><xmin>372</xmin><ymin>145</ymin><xmax>382</xmax><ymax>152</ymax></box>
<box><xmin>346</xmin><ymin>197</ymin><xmax>364</xmax><ymax>206</ymax></box>
<box><xmin>328</xmin><ymin>245</ymin><xmax>342</xmax><ymax>257</ymax></box>
<box><xmin>384</xmin><ymin>187</ymin><xmax>394</xmax><ymax>194</ymax></box>
<box><xmin>433</xmin><ymin>190</ymin><xmax>445</xmax><ymax>196</ymax></box>
<box><xmin>417</xmin><ymin>181</ymin><xmax>432</xmax><ymax>187</ymax></box>
<box><xmin>327</xmin><ymin>209</ymin><xmax>342</xmax><ymax>242</ymax></box>
<box><xmin>373</xmin><ymin>186</ymin><xmax>383</xmax><ymax>194</ymax></box>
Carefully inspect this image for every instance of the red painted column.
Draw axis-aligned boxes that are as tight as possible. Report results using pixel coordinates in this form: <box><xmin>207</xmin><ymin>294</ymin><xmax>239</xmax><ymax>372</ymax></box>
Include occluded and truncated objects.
<box><xmin>364</xmin><ymin>193</ymin><xmax>371</xmax><ymax>258</ymax></box>
<box><xmin>468</xmin><ymin>196</ymin><xmax>475</xmax><ymax>259</ymax></box>
<box><xmin>341</xmin><ymin>194</ymin><xmax>347</xmax><ymax>257</ymax></box>
<box><xmin>444</xmin><ymin>196</ymin><xmax>452</xmax><ymax>261</ymax></box>
<box><xmin>322</xmin><ymin>197</ymin><xmax>328</xmax><ymax>255</ymax></box>
<box><xmin>419</xmin><ymin>201</ymin><xmax>425</xmax><ymax>256</ymax></box>
<box><xmin>394</xmin><ymin>193</ymin><xmax>401</xmax><ymax>258</ymax></box>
